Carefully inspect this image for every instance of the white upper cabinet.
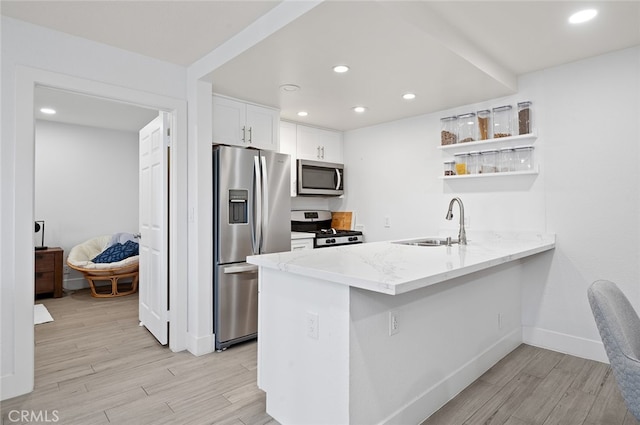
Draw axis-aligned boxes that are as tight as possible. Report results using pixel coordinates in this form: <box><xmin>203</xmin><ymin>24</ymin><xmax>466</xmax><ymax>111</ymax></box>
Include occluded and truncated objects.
<box><xmin>279</xmin><ymin>121</ymin><xmax>298</xmax><ymax>197</ymax></box>
<box><xmin>296</xmin><ymin>125</ymin><xmax>343</xmax><ymax>164</ymax></box>
<box><xmin>279</xmin><ymin>121</ymin><xmax>344</xmax><ymax>197</ymax></box>
<box><xmin>213</xmin><ymin>95</ymin><xmax>279</xmax><ymax>151</ymax></box>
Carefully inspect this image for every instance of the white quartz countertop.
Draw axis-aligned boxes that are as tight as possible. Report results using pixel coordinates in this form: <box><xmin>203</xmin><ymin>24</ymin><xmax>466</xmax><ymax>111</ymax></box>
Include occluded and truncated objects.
<box><xmin>248</xmin><ymin>232</ymin><xmax>555</xmax><ymax>295</ymax></box>
<box><xmin>291</xmin><ymin>231</ymin><xmax>316</xmax><ymax>240</ymax></box>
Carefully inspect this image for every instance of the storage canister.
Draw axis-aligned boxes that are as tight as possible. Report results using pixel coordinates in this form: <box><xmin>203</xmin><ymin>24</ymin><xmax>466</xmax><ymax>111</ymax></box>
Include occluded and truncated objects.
<box><xmin>492</xmin><ymin>105</ymin><xmax>513</xmax><ymax>138</ymax></box>
<box><xmin>440</xmin><ymin>116</ymin><xmax>458</xmax><ymax>145</ymax></box>
<box><xmin>444</xmin><ymin>160</ymin><xmax>456</xmax><ymax>176</ymax></box>
<box><xmin>467</xmin><ymin>151</ymin><xmax>481</xmax><ymax>174</ymax></box>
<box><xmin>513</xmin><ymin>146</ymin><xmax>534</xmax><ymax>171</ymax></box>
<box><xmin>454</xmin><ymin>152</ymin><xmax>468</xmax><ymax>175</ymax></box>
<box><xmin>457</xmin><ymin>113</ymin><xmax>476</xmax><ymax>143</ymax></box>
<box><xmin>518</xmin><ymin>101</ymin><xmax>532</xmax><ymax>135</ymax></box>
<box><xmin>477</xmin><ymin>109</ymin><xmax>491</xmax><ymax>140</ymax></box>
<box><xmin>498</xmin><ymin>147</ymin><xmax>514</xmax><ymax>172</ymax></box>
<box><xmin>480</xmin><ymin>149</ymin><xmax>498</xmax><ymax>173</ymax></box>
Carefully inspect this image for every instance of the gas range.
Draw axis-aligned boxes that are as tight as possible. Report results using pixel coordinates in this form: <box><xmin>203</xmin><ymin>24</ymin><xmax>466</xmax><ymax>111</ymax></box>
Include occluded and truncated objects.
<box><xmin>291</xmin><ymin>210</ymin><xmax>363</xmax><ymax>248</ymax></box>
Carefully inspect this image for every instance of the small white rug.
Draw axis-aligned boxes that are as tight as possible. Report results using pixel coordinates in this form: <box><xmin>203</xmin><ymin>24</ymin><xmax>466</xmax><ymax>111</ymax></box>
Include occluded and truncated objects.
<box><xmin>34</xmin><ymin>304</ymin><xmax>54</xmax><ymax>325</ymax></box>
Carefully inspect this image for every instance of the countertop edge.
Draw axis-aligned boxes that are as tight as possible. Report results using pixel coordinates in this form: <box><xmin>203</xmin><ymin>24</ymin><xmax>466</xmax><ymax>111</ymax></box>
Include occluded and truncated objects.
<box><xmin>249</xmin><ymin>235</ymin><xmax>556</xmax><ymax>295</ymax></box>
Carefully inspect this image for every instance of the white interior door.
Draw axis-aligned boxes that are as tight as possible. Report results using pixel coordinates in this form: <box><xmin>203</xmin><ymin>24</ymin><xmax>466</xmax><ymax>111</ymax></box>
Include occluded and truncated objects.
<box><xmin>139</xmin><ymin>112</ymin><xmax>169</xmax><ymax>345</ymax></box>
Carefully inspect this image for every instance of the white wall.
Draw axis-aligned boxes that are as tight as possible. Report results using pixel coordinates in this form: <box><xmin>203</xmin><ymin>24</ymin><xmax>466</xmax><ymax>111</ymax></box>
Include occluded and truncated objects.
<box><xmin>1</xmin><ymin>16</ymin><xmax>187</xmax><ymax>400</ymax></box>
<box><xmin>336</xmin><ymin>46</ymin><xmax>640</xmax><ymax>361</ymax></box>
<box><xmin>35</xmin><ymin>120</ymin><xmax>140</xmax><ymax>289</ymax></box>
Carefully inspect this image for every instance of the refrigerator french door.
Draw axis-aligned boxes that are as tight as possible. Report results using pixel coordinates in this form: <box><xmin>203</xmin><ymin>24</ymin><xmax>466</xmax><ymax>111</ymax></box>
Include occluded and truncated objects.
<box><xmin>213</xmin><ymin>145</ymin><xmax>291</xmax><ymax>351</ymax></box>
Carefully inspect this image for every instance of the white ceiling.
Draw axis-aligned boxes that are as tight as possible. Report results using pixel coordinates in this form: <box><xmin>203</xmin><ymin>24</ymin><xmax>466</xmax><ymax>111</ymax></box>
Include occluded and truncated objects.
<box><xmin>35</xmin><ymin>86</ymin><xmax>159</xmax><ymax>132</ymax></box>
<box><xmin>4</xmin><ymin>1</ymin><xmax>639</xmax><ymax>132</ymax></box>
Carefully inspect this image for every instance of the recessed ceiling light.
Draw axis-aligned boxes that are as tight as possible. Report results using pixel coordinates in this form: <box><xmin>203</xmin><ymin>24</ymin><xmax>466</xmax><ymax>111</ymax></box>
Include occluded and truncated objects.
<box><xmin>353</xmin><ymin>106</ymin><xmax>367</xmax><ymax>113</ymax></box>
<box><xmin>40</xmin><ymin>108</ymin><xmax>56</xmax><ymax>115</ymax></box>
<box><xmin>297</xmin><ymin>111</ymin><xmax>308</xmax><ymax>117</ymax></box>
<box><xmin>280</xmin><ymin>84</ymin><xmax>300</xmax><ymax>92</ymax></box>
<box><xmin>333</xmin><ymin>65</ymin><xmax>350</xmax><ymax>73</ymax></box>
<box><xmin>402</xmin><ymin>93</ymin><xmax>416</xmax><ymax>100</ymax></box>
<box><xmin>569</xmin><ymin>9</ymin><xmax>598</xmax><ymax>24</ymax></box>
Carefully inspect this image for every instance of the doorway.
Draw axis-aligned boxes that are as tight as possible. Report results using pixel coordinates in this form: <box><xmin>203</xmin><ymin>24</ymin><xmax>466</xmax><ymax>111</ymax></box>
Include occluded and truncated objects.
<box><xmin>4</xmin><ymin>66</ymin><xmax>188</xmax><ymax>399</ymax></box>
<box><xmin>34</xmin><ymin>86</ymin><xmax>157</xmax><ymax>293</ymax></box>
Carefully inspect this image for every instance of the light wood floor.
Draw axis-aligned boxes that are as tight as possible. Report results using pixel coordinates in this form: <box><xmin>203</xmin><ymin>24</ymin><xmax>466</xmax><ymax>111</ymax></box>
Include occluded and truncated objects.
<box><xmin>2</xmin><ymin>289</ymin><xmax>637</xmax><ymax>425</ymax></box>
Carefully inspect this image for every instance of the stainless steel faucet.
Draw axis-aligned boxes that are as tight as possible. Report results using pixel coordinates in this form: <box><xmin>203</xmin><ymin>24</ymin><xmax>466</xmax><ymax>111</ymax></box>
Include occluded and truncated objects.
<box><xmin>446</xmin><ymin>197</ymin><xmax>467</xmax><ymax>245</ymax></box>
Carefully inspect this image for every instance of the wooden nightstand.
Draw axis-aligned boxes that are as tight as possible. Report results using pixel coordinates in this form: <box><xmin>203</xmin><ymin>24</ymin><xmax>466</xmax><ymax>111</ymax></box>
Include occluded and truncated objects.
<box><xmin>35</xmin><ymin>247</ymin><xmax>63</xmax><ymax>298</ymax></box>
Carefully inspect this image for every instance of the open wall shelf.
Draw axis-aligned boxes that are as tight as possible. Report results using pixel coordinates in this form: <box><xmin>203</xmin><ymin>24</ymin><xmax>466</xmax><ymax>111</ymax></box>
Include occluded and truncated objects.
<box><xmin>438</xmin><ymin>132</ymin><xmax>537</xmax><ymax>153</ymax></box>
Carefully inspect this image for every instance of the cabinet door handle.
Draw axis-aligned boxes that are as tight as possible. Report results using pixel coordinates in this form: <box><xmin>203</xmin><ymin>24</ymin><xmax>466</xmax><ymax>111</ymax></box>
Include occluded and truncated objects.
<box><xmin>321</xmin><ymin>146</ymin><xmax>325</xmax><ymax>159</ymax></box>
<box><xmin>242</xmin><ymin>126</ymin><xmax>246</xmax><ymax>143</ymax></box>
<box><xmin>317</xmin><ymin>146</ymin><xmax>321</xmax><ymax>159</ymax></box>
<box><xmin>248</xmin><ymin>126</ymin><xmax>253</xmax><ymax>143</ymax></box>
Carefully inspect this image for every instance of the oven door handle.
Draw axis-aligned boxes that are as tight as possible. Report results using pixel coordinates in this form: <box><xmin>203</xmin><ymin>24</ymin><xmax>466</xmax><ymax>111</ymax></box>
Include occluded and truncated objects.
<box><xmin>335</xmin><ymin>168</ymin><xmax>342</xmax><ymax>191</ymax></box>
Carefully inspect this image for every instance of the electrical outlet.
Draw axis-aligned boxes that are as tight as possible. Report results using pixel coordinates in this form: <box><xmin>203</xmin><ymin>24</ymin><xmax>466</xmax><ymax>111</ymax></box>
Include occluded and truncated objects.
<box><xmin>307</xmin><ymin>312</ymin><xmax>319</xmax><ymax>340</ymax></box>
<box><xmin>63</xmin><ymin>265</ymin><xmax>70</xmax><ymax>275</ymax></box>
<box><xmin>384</xmin><ymin>216</ymin><xmax>391</xmax><ymax>228</ymax></box>
<box><xmin>389</xmin><ymin>311</ymin><xmax>399</xmax><ymax>336</ymax></box>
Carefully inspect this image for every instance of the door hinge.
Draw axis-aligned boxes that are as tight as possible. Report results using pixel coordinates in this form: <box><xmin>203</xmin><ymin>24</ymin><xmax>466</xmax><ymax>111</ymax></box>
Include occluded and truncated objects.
<box><xmin>167</xmin><ymin>128</ymin><xmax>171</xmax><ymax>137</ymax></box>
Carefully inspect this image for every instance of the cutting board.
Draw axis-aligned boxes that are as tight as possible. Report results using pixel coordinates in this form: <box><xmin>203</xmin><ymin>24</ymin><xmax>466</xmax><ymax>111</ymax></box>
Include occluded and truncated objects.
<box><xmin>331</xmin><ymin>212</ymin><xmax>354</xmax><ymax>230</ymax></box>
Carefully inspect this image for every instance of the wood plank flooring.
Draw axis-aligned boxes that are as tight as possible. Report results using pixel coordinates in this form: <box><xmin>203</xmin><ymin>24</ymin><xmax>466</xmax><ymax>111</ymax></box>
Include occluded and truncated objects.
<box><xmin>2</xmin><ymin>289</ymin><xmax>637</xmax><ymax>425</ymax></box>
<box><xmin>421</xmin><ymin>344</ymin><xmax>638</xmax><ymax>425</ymax></box>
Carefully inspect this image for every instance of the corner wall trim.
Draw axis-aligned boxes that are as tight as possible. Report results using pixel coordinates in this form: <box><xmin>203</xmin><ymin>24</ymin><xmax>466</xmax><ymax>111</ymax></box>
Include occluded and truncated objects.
<box><xmin>522</xmin><ymin>326</ymin><xmax>608</xmax><ymax>363</ymax></box>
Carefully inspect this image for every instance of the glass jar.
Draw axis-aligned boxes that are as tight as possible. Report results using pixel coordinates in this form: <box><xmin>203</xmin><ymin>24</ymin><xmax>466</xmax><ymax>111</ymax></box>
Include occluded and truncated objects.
<box><xmin>480</xmin><ymin>149</ymin><xmax>498</xmax><ymax>174</ymax></box>
<box><xmin>492</xmin><ymin>105</ymin><xmax>513</xmax><ymax>138</ymax></box>
<box><xmin>498</xmin><ymin>148</ymin><xmax>514</xmax><ymax>172</ymax></box>
<box><xmin>467</xmin><ymin>151</ymin><xmax>481</xmax><ymax>174</ymax></box>
<box><xmin>440</xmin><ymin>116</ymin><xmax>458</xmax><ymax>145</ymax></box>
<box><xmin>457</xmin><ymin>113</ymin><xmax>476</xmax><ymax>143</ymax></box>
<box><xmin>443</xmin><ymin>160</ymin><xmax>456</xmax><ymax>176</ymax></box>
<box><xmin>477</xmin><ymin>109</ymin><xmax>491</xmax><ymax>140</ymax></box>
<box><xmin>513</xmin><ymin>146</ymin><xmax>534</xmax><ymax>171</ymax></box>
<box><xmin>518</xmin><ymin>101</ymin><xmax>532</xmax><ymax>135</ymax></box>
<box><xmin>454</xmin><ymin>153</ymin><xmax>468</xmax><ymax>175</ymax></box>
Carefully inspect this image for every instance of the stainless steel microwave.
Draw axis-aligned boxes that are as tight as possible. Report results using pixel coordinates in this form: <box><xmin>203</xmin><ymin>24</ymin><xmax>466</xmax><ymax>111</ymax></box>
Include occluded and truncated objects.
<box><xmin>297</xmin><ymin>159</ymin><xmax>344</xmax><ymax>196</ymax></box>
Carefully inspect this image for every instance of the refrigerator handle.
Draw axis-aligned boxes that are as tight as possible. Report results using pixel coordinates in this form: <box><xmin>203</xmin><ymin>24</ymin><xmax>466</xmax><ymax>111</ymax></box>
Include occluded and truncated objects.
<box><xmin>252</xmin><ymin>155</ymin><xmax>262</xmax><ymax>255</ymax></box>
<box><xmin>223</xmin><ymin>263</ymin><xmax>259</xmax><ymax>274</ymax></box>
<box><xmin>260</xmin><ymin>155</ymin><xmax>269</xmax><ymax>253</ymax></box>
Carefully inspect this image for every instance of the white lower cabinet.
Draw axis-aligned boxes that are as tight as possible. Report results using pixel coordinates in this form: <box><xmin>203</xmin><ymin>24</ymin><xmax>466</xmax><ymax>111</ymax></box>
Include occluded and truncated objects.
<box><xmin>291</xmin><ymin>232</ymin><xmax>315</xmax><ymax>251</ymax></box>
<box><xmin>213</xmin><ymin>95</ymin><xmax>279</xmax><ymax>151</ymax></box>
<box><xmin>291</xmin><ymin>238</ymin><xmax>314</xmax><ymax>251</ymax></box>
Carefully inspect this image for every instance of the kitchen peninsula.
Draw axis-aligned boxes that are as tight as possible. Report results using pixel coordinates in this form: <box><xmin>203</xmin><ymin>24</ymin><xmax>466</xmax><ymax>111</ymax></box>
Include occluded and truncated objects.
<box><xmin>248</xmin><ymin>233</ymin><xmax>555</xmax><ymax>425</ymax></box>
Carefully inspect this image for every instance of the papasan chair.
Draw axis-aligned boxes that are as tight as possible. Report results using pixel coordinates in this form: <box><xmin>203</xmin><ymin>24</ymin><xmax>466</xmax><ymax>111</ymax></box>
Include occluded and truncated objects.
<box><xmin>67</xmin><ymin>234</ymin><xmax>139</xmax><ymax>298</ymax></box>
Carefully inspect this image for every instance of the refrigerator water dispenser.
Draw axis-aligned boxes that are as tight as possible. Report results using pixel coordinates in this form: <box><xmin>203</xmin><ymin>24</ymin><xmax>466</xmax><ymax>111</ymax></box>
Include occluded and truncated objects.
<box><xmin>229</xmin><ymin>189</ymin><xmax>248</xmax><ymax>224</ymax></box>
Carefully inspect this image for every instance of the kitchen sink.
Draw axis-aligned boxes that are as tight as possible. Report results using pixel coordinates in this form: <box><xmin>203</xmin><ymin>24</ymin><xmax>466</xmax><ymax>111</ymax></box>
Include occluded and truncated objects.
<box><xmin>393</xmin><ymin>237</ymin><xmax>454</xmax><ymax>247</ymax></box>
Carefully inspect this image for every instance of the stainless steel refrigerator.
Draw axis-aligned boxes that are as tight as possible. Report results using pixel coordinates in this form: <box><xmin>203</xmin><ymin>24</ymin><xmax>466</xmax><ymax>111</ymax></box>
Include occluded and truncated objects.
<box><xmin>213</xmin><ymin>145</ymin><xmax>291</xmax><ymax>351</ymax></box>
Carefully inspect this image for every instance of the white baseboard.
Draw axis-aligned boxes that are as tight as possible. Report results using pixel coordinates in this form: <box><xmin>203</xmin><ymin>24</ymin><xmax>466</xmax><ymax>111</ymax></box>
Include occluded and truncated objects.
<box><xmin>382</xmin><ymin>328</ymin><xmax>522</xmax><ymax>425</ymax></box>
<box><xmin>523</xmin><ymin>326</ymin><xmax>608</xmax><ymax>363</ymax></box>
<box><xmin>63</xmin><ymin>277</ymin><xmax>116</xmax><ymax>291</ymax></box>
<box><xmin>186</xmin><ymin>332</ymin><xmax>214</xmax><ymax>356</ymax></box>
<box><xmin>63</xmin><ymin>277</ymin><xmax>88</xmax><ymax>291</ymax></box>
